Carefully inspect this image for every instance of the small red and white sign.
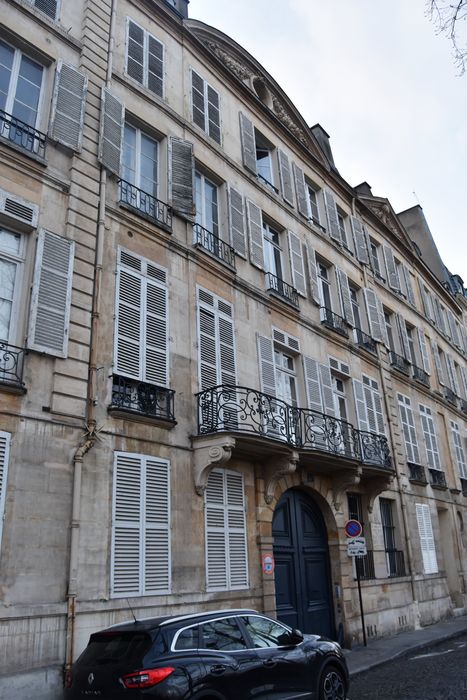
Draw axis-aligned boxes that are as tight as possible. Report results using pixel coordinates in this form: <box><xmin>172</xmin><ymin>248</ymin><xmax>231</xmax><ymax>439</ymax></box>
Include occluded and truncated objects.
<box><xmin>344</xmin><ymin>519</ymin><xmax>362</xmax><ymax>538</ymax></box>
<box><xmin>262</xmin><ymin>553</ymin><xmax>275</xmax><ymax>575</ymax></box>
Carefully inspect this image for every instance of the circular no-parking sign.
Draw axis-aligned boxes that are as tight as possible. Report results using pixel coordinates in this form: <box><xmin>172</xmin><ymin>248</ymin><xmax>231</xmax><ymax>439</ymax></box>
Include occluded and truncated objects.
<box><xmin>344</xmin><ymin>519</ymin><xmax>362</xmax><ymax>538</ymax></box>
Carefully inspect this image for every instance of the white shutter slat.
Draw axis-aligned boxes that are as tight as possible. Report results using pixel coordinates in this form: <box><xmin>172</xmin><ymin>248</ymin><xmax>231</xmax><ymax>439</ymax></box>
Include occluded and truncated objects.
<box><xmin>228</xmin><ymin>187</ymin><xmax>246</xmax><ymax>257</ymax></box>
<box><xmin>420</xmin><ymin>405</ymin><xmax>441</xmax><ymax>469</ymax></box>
<box><xmin>170</xmin><ymin>137</ymin><xmax>195</xmax><ymax>218</ymax></box>
<box><xmin>50</xmin><ymin>62</ymin><xmax>87</xmax><ymax>151</ymax></box>
<box><xmin>352</xmin><ymin>217</ymin><xmax>370</xmax><ymax>264</ymax></box>
<box><xmin>144</xmin><ymin>458</ymin><xmax>170</xmax><ymax>593</ymax></box>
<box><xmin>416</xmin><ymin>503</ymin><xmax>438</xmax><ymax>574</ymax></box>
<box><xmin>288</xmin><ymin>231</ymin><xmax>306</xmax><ymax>297</ymax></box>
<box><xmin>199</xmin><ymin>307</ymin><xmax>218</xmax><ymax>390</ymax></box>
<box><xmin>127</xmin><ymin>20</ymin><xmax>145</xmax><ymax>84</ymax></box>
<box><xmin>292</xmin><ymin>162</ymin><xmax>309</xmax><ymax>217</ymax></box>
<box><xmin>99</xmin><ymin>87</ymin><xmax>124</xmax><ymax>176</ymax></box>
<box><xmin>144</xmin><ymin>281</ymin><xmax>168</xmax><ymax>386</ymax></box>
<box><xmin>112</xmin><ymin>454</ymin><xmax>142</xmax><ymax>596</ymax></box>
<box><xmin>417</xmin><ymin>329</ymin><xmax>431</xmax><ymax>374</ymax></box>
<box><xmin>336</xmin><ymin>268</ymin><xmax>354</xmax><ymax>326</ymax></box>
<box><xmin>115</xmin><ymin>268</ymin><xmax>143</xmax><ymax>379</ymax></box>
<box><xmin>278</xmin><ymin>150</ymin><xmax>294</xmax><ymax>205</ymax></box>
<box><xmin>353</xmin><ymin>379</ymin><xmax>369</xmax><ymax>432</ymax></box>
<box><xmin>239</xmin><ymin>112</ymin><xmax>257</xmax><ymax>174</ymax></box>
<box><xmin>219</xmin><ymin>315</ymin><xmax>236</xmax><ymax>385</ymax></box>
<box><xmin>363</xmin><ymin>288</ymin><xmax>383</xmax><ymax>342</ymax></box>
<box><xmin>305</xmin><ymin>242</ymin><xmax>321</xmax><ymax>306</ymax></box>
<box><xmin>0</xmin><ymin>432</ymin><xmax>11</xmax><ymax>554</ymax></box>
<box><xmin>246</xmin><ymin>200</ymin><xmax>264</xmax><ymax>269</ymax></box>
<box><xmin>324</xmin><ymin>189</ymin><xmax>341</xmax><ymax>242</ymax></box>
<box><xmin>383</xmin><ymin>246</ymin><xmax>400</xmax><ymax>291</ymax></box>
<box><xmin>257</xmin><ymin>334</ymin><xmax>276</xmax><ymax>396</ymax></box>
<box><xmin>28</xmin><ymin>230</ymin><xmax>74</xmax><ymax>358</ymax></box>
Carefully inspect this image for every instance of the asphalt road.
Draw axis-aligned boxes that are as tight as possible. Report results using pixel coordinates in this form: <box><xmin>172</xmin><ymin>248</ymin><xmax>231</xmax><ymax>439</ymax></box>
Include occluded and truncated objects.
<box><xmin>348</xmin><ymin>632</ymin><xmax>467</xmax><ymax>700</ymax></box>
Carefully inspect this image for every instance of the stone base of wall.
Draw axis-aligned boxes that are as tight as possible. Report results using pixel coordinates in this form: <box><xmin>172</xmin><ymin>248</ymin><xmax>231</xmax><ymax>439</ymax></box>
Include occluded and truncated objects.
<box><xmin>0</xmin><ymin>666</ymin><xmax>63</xmax><ymax>700</ymax></box>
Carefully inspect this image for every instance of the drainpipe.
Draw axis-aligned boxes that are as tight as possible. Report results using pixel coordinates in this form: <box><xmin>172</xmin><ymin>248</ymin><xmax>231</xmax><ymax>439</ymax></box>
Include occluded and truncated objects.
<box><xmin>64</xmin><ymin>0</ymin><xmax>117</xmax><ymax>673</ymax></box>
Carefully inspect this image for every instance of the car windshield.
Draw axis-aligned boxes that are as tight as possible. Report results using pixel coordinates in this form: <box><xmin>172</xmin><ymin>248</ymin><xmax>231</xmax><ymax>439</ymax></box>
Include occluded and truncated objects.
<box><xmin>78</xmin><ymin>631</ymin><xmax>153</xmax><ymax>666</ymax></box>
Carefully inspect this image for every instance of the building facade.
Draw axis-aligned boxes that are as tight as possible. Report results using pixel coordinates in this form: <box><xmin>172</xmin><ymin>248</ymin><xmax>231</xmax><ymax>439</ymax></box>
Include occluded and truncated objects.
<box><xmin>0</xmin><ymin>0</ymin><xmax>466</xmax><ymax>697</ymax></box>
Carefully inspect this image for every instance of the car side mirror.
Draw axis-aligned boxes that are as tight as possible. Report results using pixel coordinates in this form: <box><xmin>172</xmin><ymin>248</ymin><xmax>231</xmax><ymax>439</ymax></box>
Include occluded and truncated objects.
<box><xmin>278</xmin><ymin>629</ymin><xmax>304</xmax><ymax>646</ymax></box>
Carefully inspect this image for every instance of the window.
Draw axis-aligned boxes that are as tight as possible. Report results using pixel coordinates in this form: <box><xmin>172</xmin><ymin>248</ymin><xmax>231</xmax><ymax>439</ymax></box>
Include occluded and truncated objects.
<box><xmin>111</xmin><ymin>452</ymin><xmax>171</xmax><ymax>597</ymax></box>
<box><xmin>406</xmin><ymin>325</ymin><xmax>417</xmax><ymax>365</ymax></box>
<box><xmin>0</xmin><ymin>229</ymin><xmax>25</xmax><ymax>344</ymax></box>
<box><xmin>450</xmin><ymin>421</ymin><xmax>467</xmax><ymax>479</ymax></box>
<box><xmin>305</xmin><ymin>180</ymin><xmax>322</xmax><ymax>227</ymax></box>
<box><xmin>0</xmin><ymin>39</ymin><xmax>44</xmax><ymax>150</ymax></box>
<box><xmin>419</xmin><ymin>405</ymin><xmax>441</xmax><ymax>470</ymax></box>
<box><xmin>336</xmin><ymin>208</ymin><xmax>349</xmax><ymax>249</ymax></box>
<box><xmin>255</xmin><ymin>129</ymin><xmax>275</xmax><ymax>188</ymax></box>
<box><xmin>380</xmin><ymin>498</ymin><xmax>404</xmax><ymax>577</ymax></box>
<box><xmin>353</xmin><ymin>375</ymin><xmax>385</xmax><ymax>436</ymax></box>
<box><xmin>26</xmin><ymin>0</ymin><xmax>59</xmax><ymax>19</ymax></box>
<box><xmin>350</xmin><ymin>287</ymin><xmax>361</xmax><ymax>329</ymax></box>
<box><xmin>415</xmin><ymin>503</ymin><xmax>438</xmax><ymax>574</ymax></box>
<box><xmin>191</xmin><ymin>70</ymin><xmax>220</xmax><ymax>143</ymax></box>
<box><xmin>195</xmin><ymin>171</ymin><xmax>219</xmax><ymax>236</ymax></box>
<box><xmin>274</xmin><ymin>349</ymin><xmax>298</xmax><ymax>408</ymax></box>
<box><xmin>384</xmin><ymin>311</ymin><xmax>395</xmax><ymax>351</ymax></box>
<box><xmin>205</xmin><ymin>469</ymin><xmax>248</xmax><ymax>591</ymax></box>
<box><xmin>197</xmin><ymin>288</ymin><xmax>236</xmax><ymax>391</ymax></box>
<box><xmin>200</xmin><ymin>618</ymin><xmax>247</xmax><ymax>651</ymax></box>
<box><xmin>122</xmin><ymin>123</ymin><xmax>158</xmax><ymax>198</ymax></box>
<box><xmin>0</xmin><ymin>432</ymin><xmax>11</xmax><ymax>555</ymax></box>
<box><xmin>126</xmin><ymin>20</ymin><xmax>164</xmax><ymax>98</ymax></box>
<box><xmin>240</xmin><ymin>615</ymin><xmax>289</xmax><ymax>648</ymax></box>
<box><xmin>397</xmin><ymin>394</ymin><xmax>420</xmax><ymax>464</ymax></box>
<box><xmin>263</xmin><ymin>221</ymin><xmax>283</xmax><ymax>279</ymax></box>
<box><xmin>369</xmin><ymin>239</ymin><xmax>383</xmax><ymax>278</ymax></box>
<box><xmin>317</xmin><ymin>261</ymin><xmax>332</xmax><ymax>310</ymax></box>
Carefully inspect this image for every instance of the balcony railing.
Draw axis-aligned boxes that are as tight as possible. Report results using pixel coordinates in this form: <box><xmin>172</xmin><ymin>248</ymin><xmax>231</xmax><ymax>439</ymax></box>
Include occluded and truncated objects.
<box><xmin>320</xmin><ymin>307</ymin><xmax>349</xmax><ymax>337</ymax></box>
<box><xmin>110</xmin><ymin>375</ymin><xmax>175</xmax><ymax>423</ymax></box>
<box><xmin>355</xmin><ymin>549</ymin><xmax>375</xmax><ymax>581</ymax></box>
<box><xmin>309</xmin><ymin>217</ymin><xmax>327</xmax><ymax>234</ymax></box>
<box><xmin>196</xmin><ymin>384</ymin><xmax>393</xmax><ymax>470</ymax></box>
<box><xmin>0</xmin><ymin>109</ymin><xmax>47</xmax><ymax>158</ymax></box>
<box><xmin>429</xmin><ymin>468</ymin><xmax>447</xmax><ymax>488</ymax></box>
<box><xmin>408</xmin><ymin>463</ymin><xmax>427</xmax><ymax>484</ymax></box>
<box><xmin>412</xmin><ymin>365</ymin><xmax>430</xmax><ymax>387</ymax></box>
<box><xmin>192</xmin><ymin>223</ymin><xmax>236</xmax><ymax>269</ymax></box>
<box><xmin>444</xmin><ymin>386</ymin><xmax>457</xmax><ymax>407</ymax></box>
<box><xmin>266</xmin><ymin>273</ymin><xmax>299</xmax><ymax>308</ymax></box>
<box><xmin>0</xmin><ymin>342</ymin><xmax>26</xmax><ymax>390</ymax></box>
<box><xmin>118</xmin><ymin>179</ymin><xmax>172</xmax><ymax>231</ymax></box>
<box><xmin>354</xmin><ymin>327</ymin><xmax>377</xmax><ymax>354</ymax></box>
<box><xmin>461</xmin><ymin>477</ymin><xmax>467</xmax><ymax>496</ymax></box>
<box><xmin>386</xmin><ymin>549</ymin><xmax>406</xmax><ymax>578</ymax></box>
<box><xmin>461</xmin><ymin>399</ymin><xmax>467</xmax><ymax>415</ymax></box>
<box><xmin>389</xmin><ymin>351</ymin><xmax>411</xmax><ymax>375</ymax></box>
<box><xmin>257</xmin><ymin>172</ymin><xmax>279</xmax><ymax>194</ymax></box>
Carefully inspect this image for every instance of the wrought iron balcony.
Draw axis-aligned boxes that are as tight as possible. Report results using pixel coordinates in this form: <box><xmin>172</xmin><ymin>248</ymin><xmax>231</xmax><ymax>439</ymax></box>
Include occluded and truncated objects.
<box><xmin>354</xmin><ymin>549</ymin><xmax>375</xmax><ymax>581</ymax></box>
<box><xmin>196</xmin><ymin>384</ymin><xmax>393</xmax><ymax>470</ymax></box>
<box><xmin>309</xmin><ymin>217</ymin><xmax>327</xmax><ymax>234</ymax></box>
<box><xmin>118</xmin><ymin>179</ymin><xmax>172</xmax><ymax>231</ymax></box>
<box><xmin>354</xmin><ymin>327</ymin><xmax>377</xmax><ymax>354</ymax></box>
<box><xmin>320</xmin><ymin>307</ymin><xmax>349</xmax><ymax>337</ymax></box>
<box><xmin>257</xmin><ymin>172</ymin><xmax>279</xmax><ymax>194</ymax></box>
<box><xmin>192</xmin><ymin>223</ymin><xmax>236</xmax><ymax>269</ymax></box>
<box><xmin>266</xmin><ymin>273</ymin><xmax>299</xmax><ymax>308</ymax></box>
<box><xmin>385</xmin><ymin>549</ymin><xmax>406</xmax><ymax>578</ymax></box>
<box><xmin>461</xmin><ymin>477</ymin><xmax>467</xmax><ymax>496</ymax></box>
<box><xmin>444</xmin><ymin>386</ymin><xmax>457</xmax><ymax>406</ymax></box>
<box><xmin>110</xmin><ymin>375</ymin><xmax>175</xmax><ymax>424</ymax></box>
<box><xmin>429</xmin><ymin>468</ymin><xmax>447</xmax><ymax>488</ymax></box>
<box><xmin>412</xmin><ymin>365</ymin><xmax>429</xmax><ymax>387</ymax></box>
<box><xmin>0</xmin><ymin>342</ymin><xmax>26</xmax><ymax>391</ymax></box>
<box><xmin>408</xmin><ymin>462</ymin><xmax>427</xmax><ymax>484</ymax></box>
<box><xmin>0</xmin><ymin>109</ymin><xmax>47</xmax><ymax>158</ymax></box>
<box><xmin>389</xmin><ymin>351</ymin><xmax>411</xmax><ymax>375</ymax></box>
<box><xmin>461</xmin><ymin>399</ymin><xmax>467</xmax><ymax>415</ymax></box>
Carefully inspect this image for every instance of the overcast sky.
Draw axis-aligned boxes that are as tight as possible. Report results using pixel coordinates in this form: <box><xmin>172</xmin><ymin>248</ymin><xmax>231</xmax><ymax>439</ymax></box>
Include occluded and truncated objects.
<box><xmin>190</xmin><ymin>0</ymin><xmax>467</xmax><ymax>280</ymax></box>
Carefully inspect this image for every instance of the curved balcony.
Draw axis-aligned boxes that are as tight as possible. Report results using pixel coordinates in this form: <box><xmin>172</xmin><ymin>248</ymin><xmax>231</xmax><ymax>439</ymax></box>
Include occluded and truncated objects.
<box><xmin>196</xmin><ymin>385</ymin><xmax>392</xmax><ymax>470</ymax></box>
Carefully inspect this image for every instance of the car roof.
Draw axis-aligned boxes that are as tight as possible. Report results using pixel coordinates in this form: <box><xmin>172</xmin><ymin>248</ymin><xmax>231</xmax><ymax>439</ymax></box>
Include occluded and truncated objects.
<box><xmin>99</xmin><ymin>608</ymin><xmax>259</xmax><ymax>634</ymax></box>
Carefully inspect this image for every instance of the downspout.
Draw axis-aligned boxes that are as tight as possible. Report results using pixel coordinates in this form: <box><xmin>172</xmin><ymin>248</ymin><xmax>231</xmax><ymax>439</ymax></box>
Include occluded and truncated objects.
<box><xmin>64</xmin><ymin>0</ymin><xmax>117</xmax><ymax>673</ymax></box>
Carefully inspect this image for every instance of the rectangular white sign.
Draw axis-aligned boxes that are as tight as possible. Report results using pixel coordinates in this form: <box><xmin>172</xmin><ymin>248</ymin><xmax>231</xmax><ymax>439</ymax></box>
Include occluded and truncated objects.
<box><xmin>347</xmin><ymin>536</ymin><xmax>367</xmax><ymax>557</ymax></box>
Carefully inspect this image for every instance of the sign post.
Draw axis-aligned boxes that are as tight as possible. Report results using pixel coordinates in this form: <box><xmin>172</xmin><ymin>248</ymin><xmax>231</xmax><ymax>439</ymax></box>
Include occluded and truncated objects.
<box><xmin>345</xmin><ymin>520</ymin><xmax>367</xmax><ymax>647</ymax></box>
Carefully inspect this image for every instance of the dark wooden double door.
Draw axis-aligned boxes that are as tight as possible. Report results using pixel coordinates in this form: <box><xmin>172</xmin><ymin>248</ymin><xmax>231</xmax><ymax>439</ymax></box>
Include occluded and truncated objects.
<box><xmin>272</xmin><ymin>489</ymin><xmax>335</xmax><ymax>639</ymax></box>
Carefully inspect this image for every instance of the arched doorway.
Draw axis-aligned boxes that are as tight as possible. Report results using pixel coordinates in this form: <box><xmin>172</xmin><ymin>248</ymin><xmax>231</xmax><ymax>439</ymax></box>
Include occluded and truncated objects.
<box><xmin>272</xmin><ymin>488</ymin><xmax>335</xmax><ymax>638</ymax></box>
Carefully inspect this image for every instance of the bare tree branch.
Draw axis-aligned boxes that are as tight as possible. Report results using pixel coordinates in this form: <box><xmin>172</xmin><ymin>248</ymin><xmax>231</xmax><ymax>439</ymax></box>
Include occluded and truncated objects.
<box><xmin>427</xmin><ymin>0</ymin><xmax>467</xmax><ymax>75</ymax></box>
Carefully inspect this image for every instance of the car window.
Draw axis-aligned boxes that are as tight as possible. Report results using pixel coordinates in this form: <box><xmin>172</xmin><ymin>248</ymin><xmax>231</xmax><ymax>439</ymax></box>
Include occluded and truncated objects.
<box><xmin>174</xmin><ymin>625</ymin><xmax>199</xmax><ymax>650</ymax></box>
<box><xmin>240</xmin><ymin>616</ymin><xmax>290</xmax><ymax>648</ymax></box>
<box><xmin>79</xmin><ymin>632</ymin><xmax>152</xmax><ymax>665</ymax></box>
<box><xmin>200</xmin><ymin>617</ymin><xmax>248</xmax><ymax>651</ymax></box>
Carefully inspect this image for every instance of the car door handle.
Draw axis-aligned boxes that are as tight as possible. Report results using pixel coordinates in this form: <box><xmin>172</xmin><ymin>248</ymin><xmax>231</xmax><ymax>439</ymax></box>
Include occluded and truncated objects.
<box><xmin>210</xmin><ymin>664</ymin><xmax>227</xmax><ymax>675</ymax></box>
<box><xmin>262</xmin><ymin>658</ymin><xmax>278</xmax><ymax>668</ymax></box>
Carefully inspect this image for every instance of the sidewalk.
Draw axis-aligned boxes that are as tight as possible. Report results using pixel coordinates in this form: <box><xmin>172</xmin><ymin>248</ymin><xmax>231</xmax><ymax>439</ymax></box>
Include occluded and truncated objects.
<box><xmin>344</xmin><ymin>612</ymin><xmax>467</xmax><ymax>677</ymax></box>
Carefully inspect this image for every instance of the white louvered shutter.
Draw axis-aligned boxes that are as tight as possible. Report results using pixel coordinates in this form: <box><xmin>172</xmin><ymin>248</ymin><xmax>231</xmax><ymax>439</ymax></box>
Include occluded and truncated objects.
<box><xmin>198</xmin><ymin>302</ymin><xmax>218</xmax><ymax>390</ymax></box>
<box><xmin>324</xmin><ymin>189</ymin><xmax>341</xmax><ymax>242</ymax></box>
<box><xmin>257</xmin><ymin>334</ymin><xmax>276</xmax><ymax>396</ymax></box>
<box><xmin>450</xmin><ymin>421</ymin><xmax>467</xmax><ymax>479</ymax></box>
<box><xmin>239</xmin><ymin>112</ymin><xmax>257</xmax><ymax>174</ymax></box>
<box><xmin>336</xmin><ymin>269</ymin><xmax>354</xmax><ymax>326</ymax></box>
<box><xmin>127</xmin><ymin>20</ymin><xmax>145</xmax><ymax>84</ymax></box>
<box><xmin>144</xmin><ymin>458</ymin><xmax>171</xmax><ymax>594</ymax></box>
<box><xmin>418</xmin><ymin>329</ymin><xmax>431</xmax><ymax>374</ymax></box>
<box><xmin>28</xmin><ymin>230</ymin><xmax>74</xmax><ymax>358</ymax></box>
<box><xmin>446</xmin><ymin>354</ymin><xmax>460</xmax><ymax>396</ymax></box>
<box><xmin>376</xmin><ymin>297</ymin><xmax>389</xmax><ymax>347</ymax></box>
<box><xmin>115</xmin><ymin>266</ymin><xmax>143</xmax><ymax>379</ymax></box>
<box><xmin>363</xmin><ymin>376</ymin><xmax>385</xmax><ymax>435</ymax></box>
<box><xmin>352</xmin><ymin>217</ymin><xmax>370</xmax><ymax>264</ymax></box>
<box><xmin>207</xmin><ymin>84</ymin><xmax>221</xmax><ymax>144</ymax></box>
<box><xmin>246</xmin><ymin>200</ymin><xmax>264</xmax><ymax>269</ymax></box>
<box><xmin>50</xmin><ymin>62</ymin><xmax>87</xmax><ymax>151</ymax></box>
<box><xmin>397</xmin><ymin>314</ymin><xmax>411</xmax><ymax>362</ymax></box>
<box><xmin>98</xmin><ymin>88</ymin><xmax>123</xmax><ymax>176</ymax></box>
<box><xmin>228</xmin><ymin>187</ymin><xmax>246</xmax><ymax>257</ymax></box>
<box><xmin>319</xmin><ymin>364</ymin><xmax>335</xmax><ymax>416</ymax></box>
<box><xmin>383</xmin><ymin>246</ymin><xmax>400</xmax><ymax>291</ymax></box>
<box><xmin>219</xmin><ymin>310</ymin><xmax>236</xmax><ymax>385</ymax></box>
<box><xmin>419</xmin><ymin>405</ymin><xmax>441</xmax><ymax>469</ymax></box>
<box><xmin>417</xmin><ymin>279</ymin><xmax>429</xmax><ymax>318</ymax></box>
<box><xmin>403</xmin><ymin>266</ymin><xmax>416</xmax><ymax>306</ymax></box>
<box><xmin>461</xmin><ymin>366</ymin><xmax>467</xmax><ymax>399</ymax></box>
<box><xmin>278</xmin><ymin>150</ymin><xmax>294</xmax><ymax>205</ymax></box>
<box><xmin>431</xmin><ymin>341</ymin><xmax>445</xmax><ymax>386</ymax></box>
<box><xmin>288</xmin><ymin>231</ymin><xmax>306</xmax><ymax>296</ymax></box>
<box><xmin>292</xmin><ymin>162</ymin><xmax>309</xmax><ymax>217</ymax></box>
<box><xmin>170</xmin><ymin>137</ymin><xmax>195</xmax><ymax>218</ymax></box>
<box><xmin>416</xmin><ymin>503</ymin><xmax>438</xmax><ymax>574</ymax></box>
<box><xmin>303</xmin><ymin>357</ymin><xmax>323</xmax><ymax>412</ymax></box>
<box><xmin>447</xmin><ymin>310</ymin><xmax>461</xmax><ymax>348</ymax></box>
<box><xmin>363</xmin><ymin>288</ymin><xmax>383</xmax><ymax>342</ymax></box>
<box><xmin>226</xmin><ymin>471</ymin><xmax>248</xmax><ymax>588</ymax></box>
<box><xmin>145</xmin><ymin>275</ymin><xmax>168</xmax><ymax>386</ymax></box>
<box><xmin>198</xmin><ymin>289</ymin><xmax>236</xmax><ymax>390</ymax></box>
<box><xmin>306</xmin><ymin>242</ymin><xmax>321</xmax><ymax>306</ymax></box>
<box><xmin>398</xmin><ymin>394</ymin><xmax>420</xmax><ymax>464</ymax></box>
<box><xmin>0</xmin><ymin>432</ymin><xmax>11</xmax><ymax>553</ymax></box>
<box><xmin>353</xmin><ymin>379</ymin><xmax>369</xmax><ymax>432</ymax></box>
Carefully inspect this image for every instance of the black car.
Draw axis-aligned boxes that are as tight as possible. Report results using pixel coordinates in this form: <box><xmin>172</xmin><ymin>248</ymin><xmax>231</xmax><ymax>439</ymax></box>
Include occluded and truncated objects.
<box><xmin>64</xmin><ymin>608</ymin><xmax>349</xmax><ymax>699</ymax></box>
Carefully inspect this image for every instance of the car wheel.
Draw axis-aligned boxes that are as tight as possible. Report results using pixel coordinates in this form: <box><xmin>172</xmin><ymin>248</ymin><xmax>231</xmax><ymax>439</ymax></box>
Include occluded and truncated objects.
<box><xmin>319</xmin><ymin>665</ymin><xmax>346</xmax><ymax>700</ymax></box>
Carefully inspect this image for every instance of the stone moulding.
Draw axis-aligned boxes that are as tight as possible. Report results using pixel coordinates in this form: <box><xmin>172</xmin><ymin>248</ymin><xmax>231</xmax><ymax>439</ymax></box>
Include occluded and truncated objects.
<box><xmin>193</xmin><ymin>434</ymin><xmax>236</xmax><ymax>495</ymax></box>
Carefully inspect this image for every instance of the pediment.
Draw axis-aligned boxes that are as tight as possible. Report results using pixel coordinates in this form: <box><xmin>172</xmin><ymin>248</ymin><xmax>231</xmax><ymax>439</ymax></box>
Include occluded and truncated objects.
<box><xmin>359</xmin><ymin>195</ymin><xmax>412</xmax><ymax>247</ymax></box>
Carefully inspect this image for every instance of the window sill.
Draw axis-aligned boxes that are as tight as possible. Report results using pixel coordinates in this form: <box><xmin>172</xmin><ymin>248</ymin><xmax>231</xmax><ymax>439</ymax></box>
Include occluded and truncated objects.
<box><xmin>0</xmin><ymin>135</ymin><xmax>47</xmax><ymax>166</ymax></box>
<box><xmin>0</xmin><ymin>380</ymin><xmax>26</xmax><ymax>396</ymax></box>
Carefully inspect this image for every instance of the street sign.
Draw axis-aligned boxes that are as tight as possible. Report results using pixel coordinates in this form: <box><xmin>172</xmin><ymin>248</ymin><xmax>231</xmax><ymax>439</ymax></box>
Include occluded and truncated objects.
<box><xmin>262</xmin><ymin>553</ymin><xmax>275</xmax><ymax>575</ymax></box>
<box><xmin>344</xmin><ymin>519</ymin><xmax>362</xmax><ymax>538</ymax></box>
<box><xmin>347</xmin><ymin>536</ymin><xmax>367</xmax><ymax>557</ymax></box>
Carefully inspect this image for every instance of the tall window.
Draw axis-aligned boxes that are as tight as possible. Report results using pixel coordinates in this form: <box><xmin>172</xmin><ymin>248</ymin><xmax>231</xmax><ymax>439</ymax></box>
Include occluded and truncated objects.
<box><xmin>205</xmin><ymin>468</ymin><xmax>248</xmax><ymax>591</ymax></box>
<box><xmin>350</xmin><ymin>286</ymin><xmax>362</xmax><ymax>330</ymax></box>
<box><xmin>415</xmin><ymin>503</ymin><xmax>438</xmax><ymax>574</ymax></box>
<box><xmin>305</xmin><ymin>181</ymin><xmax>321</xmax><ymax>226</ymax></box>
<box><xmin>191</xmin><ymin>70</ymin><xmax>220</xmax><ymax>144</ymax></box>
<box><xmin>317</xmin><ymin>261</ymin><xmax>332</xmax><ymax>310</ymax></box>
<box><xmin>419</xmin><ymin>405</ymin><xmax>441</xmax><ymax>470</ymax></box>
<box><xmin>263</xmin><ymin>221</ymin><xmax>282</xmax><ymax>279</ymax></box>
<box><xmin>451</xmin><ymin>420</ymin><xmax>467</xmax><ymax>479</ymax></box>
<box><xmin>197</xmin><ymin>288</ymin><xmax>236</xmax><ymax>390</ymax></box>
<box><xmin>122</xmin><ymin>123</ymin><xmax>158</xmax><ymax>197</ymax></box>
<box><xmin>384</xmin><ymin>311</ymin><xmax>395</xmax><ymax>351</ymax></box>
<box><xmin>0</xmin><ymin>229</ymin><xmax>24</xmax><ymax>344</ymax></box>
<box><xmin>126</xmin><ymin>20</ymin><xmax>164</xmax><ymax>97</ymax></box>
<box><xmin>397</xmin><ymin>394</ymin><xmax>420</xmax><ymax>464</ymax></box>
<box><xmin>380</xmin><ymin>498</ymin><xmax>402</xmax><ymax>577</ymax></box>
<box><xmin>255</xmin><ymin>129</ymin><xmax>274</xmax><ymax>187</ymax></box>
<box><xmin>406</xmin><ymin>325</ymin><xmax>417</xmax><ymax>365</ymax></box>
<box><xmin>337</xmin><ymin>209</ymin><xmax>349</xmax><ymax>248</ymax></box>
<box><xmin>369</xmin><ymin>239</ymin><xmax>382</xmax><ymax>277</ymax></box>
<box><xmin>111</xmin><ymin>452</ymin><xmax>171</xmax><ymax>597</ymax></box>
<box><xmin>195</xmin><ymin>171</ymin><xmax>219</xmax><ymax>235</ymax></box>
<box><xmin>274</xmin><ymin>350</ymin><xmax>297</xmax><ymax>407</ymax></box>
<box><xmin>0</xmin><ymin>39</ymin><xmax>44</xmax><ymax>133</ymax></box>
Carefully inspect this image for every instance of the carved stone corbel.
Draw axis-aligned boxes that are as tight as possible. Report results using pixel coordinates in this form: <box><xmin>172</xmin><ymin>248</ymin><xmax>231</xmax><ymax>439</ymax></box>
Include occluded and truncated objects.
<box><xmin>365</xmin><ymin>475</ymin><xmax>395</xmax><ymax>513</ymax></box>
<box><xmin>332</xmin><ymin>468</ymin><xmax>362</xmax><ymax>512</ymax></box>
<box><xmin>263</xmin><ymin>451</ymin><xmax>299</xmax><ymax>504</ymax></box>
<box><xmin>193</xmin><ymin>435</ymin><xmax>236</xmax><ymax>495</ymax></box>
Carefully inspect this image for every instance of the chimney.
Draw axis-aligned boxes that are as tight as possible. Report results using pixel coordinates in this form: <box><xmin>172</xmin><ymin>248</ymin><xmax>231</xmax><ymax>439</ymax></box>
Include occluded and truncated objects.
<box><xmin>310</xmin><ymin>124</ymin><xmax>336</xmax><ymax>169</ymax></box>
<box><xmin>355</xmin><ymin>182</ymin><xmax>373</xmax><ymax>197</ymax></box>
<box><xmin>164</xmin><ymin>0</ymin><xmax>189</xmax><ymax>19</ymax></box>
